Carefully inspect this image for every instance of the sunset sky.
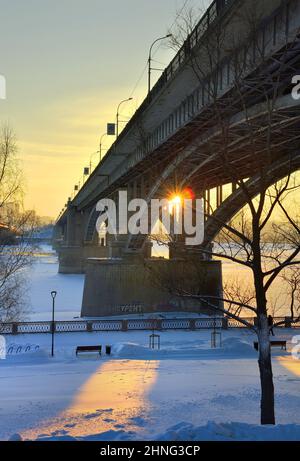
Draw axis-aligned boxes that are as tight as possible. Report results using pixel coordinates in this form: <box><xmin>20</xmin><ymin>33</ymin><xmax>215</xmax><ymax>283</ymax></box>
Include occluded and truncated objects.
<box><xmin>0</xmin><ymin>0</ymin><xmax>210</xmax><ymax>218</ymax></box>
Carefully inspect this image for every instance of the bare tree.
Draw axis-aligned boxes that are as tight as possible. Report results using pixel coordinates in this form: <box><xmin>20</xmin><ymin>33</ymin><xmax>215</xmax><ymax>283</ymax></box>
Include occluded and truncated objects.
<box><xmin>281</xmin><ymin>267</ymin><xmax>300</xmax><ymax>321</ymax></box>
<box><xmin>0</xmin><ymin>124</ymin><xmax>37</xmax><ymax>326</ymax></box>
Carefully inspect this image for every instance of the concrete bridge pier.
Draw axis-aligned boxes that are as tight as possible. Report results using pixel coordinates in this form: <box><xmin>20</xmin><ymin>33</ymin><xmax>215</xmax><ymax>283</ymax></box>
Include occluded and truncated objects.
<box><xmin>81</xmin><ymin>238</ymin><xmax>222</xmax><ymax>317</ymax></box>
<box><xmin>57</xmin><ymin>204</ymin><xmax>84</xmax><ymax>274</ymax></box>
<box><xmin>57</xmin><ymin>205</ymin><xmax>109</xmax><ymax>274</ymax></box>
<box><xmin>52</xmin><ymin>222</ymin><xmax>65</xmax><ymax>251</ymax></box>
<box><xmin>58</xmin><ymin>245</ymin><xmax>85</xmax><ymax>274</ymax></box>
<box><xmin>58</xmin><ymin>243</ymin><xmax>109</xmax><ymax>274</ymax></box>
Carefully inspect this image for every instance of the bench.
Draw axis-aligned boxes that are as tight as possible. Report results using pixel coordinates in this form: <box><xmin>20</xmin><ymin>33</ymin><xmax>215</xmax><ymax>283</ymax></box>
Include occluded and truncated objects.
<box><xmin>76</xmin><ymin>345</ymin><xmax>102</xmax><ymax>356</ymax></box>
<box><xmin>254</xmin><ymin>341</ymin><xmax>287</xmax><ymax>351</ymax></box>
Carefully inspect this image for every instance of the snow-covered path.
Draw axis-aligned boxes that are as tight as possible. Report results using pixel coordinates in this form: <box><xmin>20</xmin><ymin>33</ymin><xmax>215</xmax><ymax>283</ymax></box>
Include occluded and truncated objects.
<box><xmin>1</xmin><ymin>330</ymin><xmax>300</xmax><ymax>441</ymax></box>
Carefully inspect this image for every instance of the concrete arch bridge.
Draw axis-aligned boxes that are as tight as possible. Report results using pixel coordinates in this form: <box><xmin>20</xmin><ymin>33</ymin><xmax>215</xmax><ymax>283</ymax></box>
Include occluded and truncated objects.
<box><xmin>54</xmin><ymin>0</ymin><xmax>300</xmax><ymax>316</ymax></box>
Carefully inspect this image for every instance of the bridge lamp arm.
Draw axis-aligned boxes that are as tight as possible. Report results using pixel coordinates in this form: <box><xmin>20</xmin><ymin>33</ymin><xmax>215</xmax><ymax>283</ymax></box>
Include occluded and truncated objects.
<box><xmin>148</xmin><ymin>34</ymin><xmax>172</xmax><ymax>94</ymax></box>
<box><xmin>99</xmin><ymin>133</ymin><xmax>107</xmax><ymax>162</ymax></box>
<box><xmin>116</xmin><ymin>98</ymin><xmax>133</xmax><ymax>137</ymax></box>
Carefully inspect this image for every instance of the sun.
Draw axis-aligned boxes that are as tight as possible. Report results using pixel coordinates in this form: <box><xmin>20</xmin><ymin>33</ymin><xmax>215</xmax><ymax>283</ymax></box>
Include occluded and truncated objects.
<box><xmin>168</xmin><ymin>194</ymin><xmax>183</xmax><ymax>214</ymax></box>
<box><xmin>169</xmin><ymin>195</ymin><xmax>182</xmax><ymax>205</ymax></box>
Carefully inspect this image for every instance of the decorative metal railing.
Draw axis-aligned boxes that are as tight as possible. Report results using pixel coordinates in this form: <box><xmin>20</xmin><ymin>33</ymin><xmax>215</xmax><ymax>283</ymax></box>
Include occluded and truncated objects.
<box><xmin>91</xmin><ymin>320</ymin><xmax>123</xmax><ymax>331</ymax></box>
<box><xmin>0</xmin><ymin>316</ymin><xmax>298</xmax><ymax>335</ymax></box>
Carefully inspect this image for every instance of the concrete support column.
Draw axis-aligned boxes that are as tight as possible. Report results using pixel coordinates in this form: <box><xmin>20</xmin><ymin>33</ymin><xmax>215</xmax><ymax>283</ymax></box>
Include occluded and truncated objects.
<box><xmin>106</xmin><ymin>185</ymin><xmax>153</xmax><ymax>260</ymax></box>
<box><xmin>216</xmin><ymin>186</ymin><xmax>223</xmax><ymax>208</ymax></box>
<box><xmin>81</xmin><ymin>258</ymin><xmax>223</xmax><ymax>317</ymax></box>
<box><xmin>58</xmin><ymin>242</ymin><xmax>110</xmax><ymax>274</ymax></box>
<box><xmin>66</xmin><ymin>206</ymin><xmax>83</xmax><ymax>246</ymax></box>
<box><xmin>168</xmin><ymin>195</ymin><xmax>205</xmax><ymax>260</ymax></box>
<box><xmin>58</xmin><ymin>245</ymin><xmax>85</xmax><ymax>274</ymax></box>
<box><xmin>52</xmin><ymin>224</ymin><xmax>63</xmax><ymax>241</ymax></box>
<box><xmin>52</xmin><ymin>224</ymin><xmax>64</xmax><ymax>250</ymax></box>
<box><xmin>205</xmin><ymin>189</ymin><xmax>211</xmax><ymax>216</ymax></box>
<box><xmin>57</xmin><ymin>202</ymin><xmax>113</xmax><ymax>274</ymax></box>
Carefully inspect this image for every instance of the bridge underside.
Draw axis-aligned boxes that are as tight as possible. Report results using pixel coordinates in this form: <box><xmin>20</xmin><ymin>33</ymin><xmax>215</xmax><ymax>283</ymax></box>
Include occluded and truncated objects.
<box><xmin>53</xmin><ymin>3</ymin><xmax>300</xmax><ymax>317</ymax></box>
<box><xmin>55</xmin><ymin>98</ymin><xmax>300</xmax><ymax>316</ymax></box>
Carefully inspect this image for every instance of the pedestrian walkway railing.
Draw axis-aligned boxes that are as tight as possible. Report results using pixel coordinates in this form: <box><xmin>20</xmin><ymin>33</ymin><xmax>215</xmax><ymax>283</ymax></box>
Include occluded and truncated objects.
<box><xmin>0</xmin><ymin>317</ymin><xmax>298</xmax><ymax>335</ymax></box>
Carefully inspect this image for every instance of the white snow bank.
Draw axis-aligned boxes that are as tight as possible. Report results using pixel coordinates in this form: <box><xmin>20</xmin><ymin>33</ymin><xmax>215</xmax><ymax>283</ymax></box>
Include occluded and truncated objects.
<box><xmin>27</xmin><ymin>422</ymin><xmax>300</xmax><ymax>441</ymax></box>
<box><xmin>156</xmin><ymin>421</ymin><xmax>300</xmax><ymax>441</ymax></box>
<box><xmin>35</xmin><ymin>429</ymin><xmax>137</xmax><ymax>442</ymax></box>
<box><xmin>112</xmin><ymin>336</ymin><xmax>257</xmax><ymax>359</ymax></box>
<box><xmin>222</xmin><ymin>337</ymin><xmax>255</xmax><ymax>354</ymax></box>
<box><xmin>113</xmin><ymin>342</ymin><xmax>162</xmax><ymax>358</ymax></box>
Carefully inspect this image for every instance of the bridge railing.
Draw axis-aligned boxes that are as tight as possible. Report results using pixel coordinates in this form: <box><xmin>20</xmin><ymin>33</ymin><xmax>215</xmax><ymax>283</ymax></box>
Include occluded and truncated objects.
<box><xmin>114</xmin><ymin>0</ymin><xmax>297</xmax><ymax>182</ymax></box>
<box><xmin>0</xmin><ymin>316</ymin><xmax>298</xmax><ymax>335</ymax></box>
<box><xmin>147</xmin><ymin>0</ymin><xmax>234</xmax><ymax>104</ymax></box>
<box><xmin>56</xmin><ymin>0</ymin><xmax>236</xmax><ymax>224</ymax></box>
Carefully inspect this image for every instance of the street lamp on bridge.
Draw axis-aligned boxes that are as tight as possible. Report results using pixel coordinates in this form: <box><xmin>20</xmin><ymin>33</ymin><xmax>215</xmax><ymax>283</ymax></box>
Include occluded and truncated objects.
<box><xmin>116</xmin><ymin>97</ymin><xmax>133</xmax><ymax>137</ymax></box>
<box><xmin>99</xmin><ymin>133</ymin><xmax>107</xmax><ymax>162</ymax></box>
<box><xmin>89</xmin><ymin>150</ymin><xmax>100</xmax><ymax>172</ymax></box>
<box><xmin>148</xmin><ymin>34</ymin><xmax>172</xmax><ymax>94</ymax></box>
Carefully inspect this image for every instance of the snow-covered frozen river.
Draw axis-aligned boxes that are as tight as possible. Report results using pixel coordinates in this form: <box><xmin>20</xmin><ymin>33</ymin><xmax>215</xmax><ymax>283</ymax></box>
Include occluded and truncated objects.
<box><xmin>25</xmin><ymin>245</ymin><xmax>84</xmax><ymax>321</ymax></box>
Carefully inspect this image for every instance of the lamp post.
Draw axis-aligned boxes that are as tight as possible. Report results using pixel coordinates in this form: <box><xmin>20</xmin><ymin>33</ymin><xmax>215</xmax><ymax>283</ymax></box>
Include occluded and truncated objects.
<box><xmin>116</xmin><ymin>98</ymin><xmax>133</xmax><ymax>137</ymax></box>
<box><xmin>89</xmin><ymin>150</ymin><xmax>100</xmax><ymax>172</ymax></box>
<box><xmin>99</xmin><ymin>133</ymin><xmax>107</xmax><ymax>162</ymax></box>
<box><xmin>51</xmin><ymin>291</ymin><xmax>57</xmax><ymax>357</ymax></box>
<box><xmin>148</xmin><ymin>34</ymin><xmax>172</xmax><ymax>94</ymax></box>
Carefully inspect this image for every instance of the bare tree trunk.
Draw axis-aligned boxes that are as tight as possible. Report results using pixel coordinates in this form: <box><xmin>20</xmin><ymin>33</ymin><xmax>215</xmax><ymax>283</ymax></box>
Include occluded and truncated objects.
<box><xmin>257</xmin><ymin>315</ymin><xmax>275</xmax><ymax>425</ymax></box>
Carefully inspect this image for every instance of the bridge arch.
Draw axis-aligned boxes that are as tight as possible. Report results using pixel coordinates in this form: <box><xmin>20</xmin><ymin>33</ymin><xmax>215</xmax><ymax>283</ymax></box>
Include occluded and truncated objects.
<box><xmin>126</xmin><ymin>93</ymin><xmax>300</xmax><ymax>252</ymax></box>
<box><xmin>202</xmin><ymin>152</ymin><xmax>300</xmax><ymax>248</ymax></box>
<box><xmin>83</xmin><ymin>150</ymin><xmax>300</xmax><ymax>255</ymax></box>
<box><xmin>84</xmin><ymin>208</ymin><xmax>101</xmax><ymax>243</ymax></box>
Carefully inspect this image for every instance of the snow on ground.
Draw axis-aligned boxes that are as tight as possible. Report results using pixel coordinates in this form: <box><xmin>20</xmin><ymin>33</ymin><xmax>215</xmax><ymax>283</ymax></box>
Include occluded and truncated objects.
<box><xmin>1</xmin><ymin>328</ymin><xmax>300</xmax><ymax>441</ymax></box>
<box><xmin>1</xmin><ymin>244</ymin><xmax>299</xmax><ymax>441</ymax></box>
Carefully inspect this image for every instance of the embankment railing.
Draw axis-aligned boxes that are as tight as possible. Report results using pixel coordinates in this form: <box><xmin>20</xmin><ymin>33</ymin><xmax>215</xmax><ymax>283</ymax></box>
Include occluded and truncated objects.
<box><xmin>0</xmin><ymin>317</ymin><xmax>298</xmax><ymax>335</ymax></box>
